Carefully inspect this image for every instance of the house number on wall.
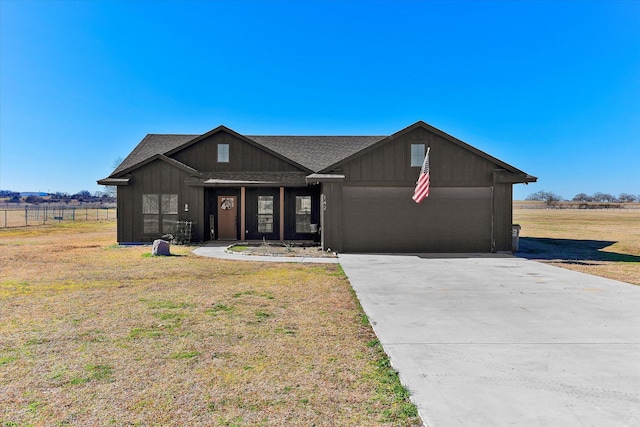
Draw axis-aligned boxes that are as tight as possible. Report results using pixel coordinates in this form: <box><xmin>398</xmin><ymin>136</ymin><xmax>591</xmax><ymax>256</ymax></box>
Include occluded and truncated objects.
<box><xmin>322</xmin><ymin>194</ymin><xmax>327</xmax><ymax>211</ymax></box>
<box><xmin>220</xmin><ymin>198</ymin><xmax>234</xmax><ymax>210</ymax></box>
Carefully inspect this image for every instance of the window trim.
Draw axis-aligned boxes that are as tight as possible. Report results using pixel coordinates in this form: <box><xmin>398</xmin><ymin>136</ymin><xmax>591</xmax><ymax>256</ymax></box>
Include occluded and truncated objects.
<box><xmin>217</xmin><ymin>144</ymin><xmax>230</xmax><ymax>163</ymax></box>
<box><xmin>295</xmin><ymin>195</ymin><xmax>312</xmax><ymax>233</ymax></box>
<box><xmin>411</xmin><ymin>143</ymin><xmax>426</xmax><ymax>167</ymax></box>
<box><xmin>142</xmin><ymin>193</ymin><xmax>178</xmax><ymax>235</ymax></box>
<box><xmin>257</xmin><ymin>195</ymin><xmax>274</xmax><ymax>234</ymax></box>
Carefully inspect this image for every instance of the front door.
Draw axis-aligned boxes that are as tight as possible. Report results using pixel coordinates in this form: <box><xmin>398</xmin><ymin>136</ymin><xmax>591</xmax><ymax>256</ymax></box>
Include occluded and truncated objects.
<box><xmin>217</xmin><ymin>196</ymin><xmax>237</xmax><ymax>240</ymax></box>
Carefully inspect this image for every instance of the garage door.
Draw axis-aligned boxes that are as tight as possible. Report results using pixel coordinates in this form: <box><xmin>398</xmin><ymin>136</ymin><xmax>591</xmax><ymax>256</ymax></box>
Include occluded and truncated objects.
<box><xmin>342</xmin><ymin>186</ymin><xmax>493</xmax><ymax>253</ymax></box>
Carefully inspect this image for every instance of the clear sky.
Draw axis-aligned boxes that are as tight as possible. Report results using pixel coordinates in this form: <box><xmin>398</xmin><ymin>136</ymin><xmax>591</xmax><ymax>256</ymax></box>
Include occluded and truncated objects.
<box><xmin>1</xmin><ymin>0</ymin><xmax>638</xmax><ymax>200</ymax></box>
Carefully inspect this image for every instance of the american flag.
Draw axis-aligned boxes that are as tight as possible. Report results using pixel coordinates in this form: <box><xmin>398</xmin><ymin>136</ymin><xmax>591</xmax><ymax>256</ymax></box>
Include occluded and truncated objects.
<box><xmin>412</xmin><ymin>147</ymin><xmax>430</xmax><ymax>203</ymax></box>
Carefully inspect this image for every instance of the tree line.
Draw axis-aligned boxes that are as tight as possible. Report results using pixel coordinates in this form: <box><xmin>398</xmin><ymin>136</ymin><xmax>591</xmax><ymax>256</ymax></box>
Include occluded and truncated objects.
<box><xmin>0</xmin><ymin>190</ymin><xmax>115</xmax><ymax>205</ymax></box>
<box><xmin>526</xmin><ymin>190</ymin><xmax>639</xmax><ymax>205</ymax></box>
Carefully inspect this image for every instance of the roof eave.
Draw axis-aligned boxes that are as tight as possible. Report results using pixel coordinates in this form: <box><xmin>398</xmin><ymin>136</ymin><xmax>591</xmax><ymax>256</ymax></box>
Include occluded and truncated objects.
<box><xmin>97</xmin><ymin>177</ymin><xmax>131</xmax><ymax>186</ymax></box>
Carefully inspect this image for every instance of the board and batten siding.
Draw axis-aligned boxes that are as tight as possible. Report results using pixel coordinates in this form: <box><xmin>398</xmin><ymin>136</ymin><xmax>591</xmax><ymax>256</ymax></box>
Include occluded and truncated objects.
<box><xmin>341</xmin><ymin>126</ymin><xmax>496</xmax><ymax>187</ymax></box>
<box><xmin>116</xmin><ymin>159</ymin><xmax>204</xmax><ymax>243</ymax></box>
<box><xmin>327</xmin><ymin>126</ymin><xmax>514</xmax><ymax>253</ymax></box>
<box><xmin>170</xmin><ymin>131</ymin><xmax>300</xmax><ymax>173</ymax></box>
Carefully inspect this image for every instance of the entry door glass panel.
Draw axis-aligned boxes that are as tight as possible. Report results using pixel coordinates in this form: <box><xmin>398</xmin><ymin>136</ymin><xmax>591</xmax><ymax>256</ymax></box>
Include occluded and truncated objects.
<box><xmin>257</xmin><ymin>196</ymin><xmax>274</xmax><ymax>233</ymax></box>
<box><xmin>295</xmin><ymin>196</ymin><xmax>312</xmax><ymax>233</ymax></box>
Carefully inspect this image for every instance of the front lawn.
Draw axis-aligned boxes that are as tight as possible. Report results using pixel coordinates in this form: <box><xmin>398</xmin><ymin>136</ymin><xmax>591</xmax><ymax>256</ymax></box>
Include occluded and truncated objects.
<box><xmin>0</xmin><ymin>222</ymin><xmax>419</xmax><ymax>426</ymax></box>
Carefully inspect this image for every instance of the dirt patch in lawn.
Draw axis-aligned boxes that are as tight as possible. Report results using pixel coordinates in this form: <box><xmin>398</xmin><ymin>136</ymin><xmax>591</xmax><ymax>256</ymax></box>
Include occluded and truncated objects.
<box><xmin>0</xmin><ymin>222</ymin><xmax>419</xmax><ymax>426</ymax></box>
<box><xmin>227</xmin><ymin>242</ymin><xmax>337</xmax><ymax>258</ymax></box>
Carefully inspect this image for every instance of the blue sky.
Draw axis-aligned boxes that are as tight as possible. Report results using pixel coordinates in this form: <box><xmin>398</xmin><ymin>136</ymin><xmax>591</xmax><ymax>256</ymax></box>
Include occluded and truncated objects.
<box><xmin>1</xmin><ymin>0</ymin><xmax>638</xmax><ymax>200</ymax></box>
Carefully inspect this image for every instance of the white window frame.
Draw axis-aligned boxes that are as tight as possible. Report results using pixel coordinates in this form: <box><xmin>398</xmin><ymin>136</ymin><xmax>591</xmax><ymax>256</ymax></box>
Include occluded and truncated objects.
<box><xmin>411</xmin><ymin>144</ymin><xmax>426</xmax><ymax>167</ymax></box>
<box><xmin>218</xmin><ymin>144</ymin><xmax>229</xmax><ymax>163</ymax></box>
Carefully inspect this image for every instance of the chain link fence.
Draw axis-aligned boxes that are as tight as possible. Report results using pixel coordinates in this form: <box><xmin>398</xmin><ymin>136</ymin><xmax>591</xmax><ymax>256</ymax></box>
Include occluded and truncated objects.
<box><xmin>1</xmin><ymin>206</ymin><xmax>116</xmax><ymax>228</ymax></box>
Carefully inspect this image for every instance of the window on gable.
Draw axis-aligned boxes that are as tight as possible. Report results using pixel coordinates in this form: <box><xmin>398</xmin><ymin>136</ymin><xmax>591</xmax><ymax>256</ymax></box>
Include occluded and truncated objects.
<box><xmin>143</xmin><ymin>194</ymin><xmax>178</xmax><ymax>235</ymax></box>
<box><xmin>218</xmin><ymin>144</ymin><xmax>229</xmax><ymax>163</ymax></box>
<box><xmin>411</xmin><ymin>144</ymin><xmax>426</xmax><ymax>167</ymax></box>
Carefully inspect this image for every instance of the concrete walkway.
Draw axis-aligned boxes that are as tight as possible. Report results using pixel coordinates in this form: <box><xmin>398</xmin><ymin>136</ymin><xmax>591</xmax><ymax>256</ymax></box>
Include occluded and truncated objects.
<box><xmin>339</xmin><ymin>254</ymin><xmax>640</xmax><ymax>427</ymax></box>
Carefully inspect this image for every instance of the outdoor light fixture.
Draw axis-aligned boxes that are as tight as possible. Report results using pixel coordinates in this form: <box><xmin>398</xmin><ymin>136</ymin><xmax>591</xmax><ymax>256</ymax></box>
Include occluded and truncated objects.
<box><xmin>184</xmin><ymin>204</ymin><xmax>189</xmax><ymax>212</ymax></box>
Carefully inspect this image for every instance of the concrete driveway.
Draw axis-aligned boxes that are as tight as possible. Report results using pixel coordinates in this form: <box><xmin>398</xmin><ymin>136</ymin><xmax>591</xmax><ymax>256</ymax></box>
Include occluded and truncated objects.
<box><xmin>339</xmin><ymin>254</ymin><xmax>640</xmax><ymax>427</ymax></box>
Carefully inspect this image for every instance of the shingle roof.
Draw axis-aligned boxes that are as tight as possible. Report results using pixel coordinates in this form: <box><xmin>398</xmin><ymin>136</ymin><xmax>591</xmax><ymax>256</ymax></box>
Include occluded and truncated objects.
<box><xmin>246</xmin><ymin>136</ymin><xmax>386</xmax><ymax>172</ymax></box>
<box><xmin>112</xmin><ymin>134</ymin><xmax>197</xmax><ymax>175</ymax></box>
<box><xmin>109</xmin><ymin>131</ymin><xmax>386</xmax><ymax>177</ymax></box>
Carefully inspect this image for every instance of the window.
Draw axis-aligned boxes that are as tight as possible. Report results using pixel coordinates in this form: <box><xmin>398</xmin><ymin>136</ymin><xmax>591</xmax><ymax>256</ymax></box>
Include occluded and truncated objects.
<box><xmin>257</xmin><ymin>195</ymin><xmax>273</xmax><ymax>233</ymax></box>
<box><xmin>295</xmin><ymin>196</ymin><xmax>312</xmax><ymax>233</ymax></box>
<box><xmin>411</xmin><ymin>144</ymin><xmax>426</xmax><ymax>167</ymax></box>
<box><xmin>143</xmin><ymin>194</ymin><xmax>178</xmax><ymax>234</ymax></box>
<box><xmin>218</xmin><ymin>144</ymin><xmax>229</xmax><ymax>162</ymax></box>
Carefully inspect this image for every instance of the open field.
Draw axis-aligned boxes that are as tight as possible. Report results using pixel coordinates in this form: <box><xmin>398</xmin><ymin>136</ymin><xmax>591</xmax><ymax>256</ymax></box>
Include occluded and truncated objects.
<box><xmin>514</xmin><ymin>207</ymin><xmax>640</xmax><ymax>285</ymax></box>
<box><xmin>0</xmin><ymin>207</ymin><xmax>116</xmax><ymax>228</ymax></box>
<box><xmin>0</xmin><ymin>222</ymin><xmax>420</xmax><ymax>426</ymax></box>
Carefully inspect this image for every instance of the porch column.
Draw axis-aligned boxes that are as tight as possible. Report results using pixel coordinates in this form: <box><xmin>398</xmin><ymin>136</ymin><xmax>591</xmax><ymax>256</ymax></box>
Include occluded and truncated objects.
<box><xmin>241</xmin><ymin>187</ymin><xmax>246</xmax><ymax>239</ymax></box>
<box><xmin>279</xmin><ymin>187</ymin><xmax>285</xmax><ymax>241</ymax></box>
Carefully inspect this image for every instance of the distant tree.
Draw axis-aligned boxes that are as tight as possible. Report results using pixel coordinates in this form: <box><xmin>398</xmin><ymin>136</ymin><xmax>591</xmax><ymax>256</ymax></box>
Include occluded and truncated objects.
<box><xmin>617</xmin><ymin>193</ymin><xmax>637</xmax><ymax>203</ymax></box>
<box><xmin>1</xmin><ymin>190</ymin><xmax>20</xmax><ymax>198</ymax></box>
<box><xmin>10</xmin><ymin>195</ymin><xmax>21</xmax><ymax>204</ymax></box>
<box><xmin>572</xmin><ymin>193</ymin><xmax>592</xmax><ymax>202</ymax></box>
<box><xmin>526</xmin><ymin>190</ymin><xmax>563</xmax><ymax>206</ymax></box>
<box><xmin>592</xmin><ymin>192</ymin><xmax>615</xmax><ymax>202</ymax></box>
<box><xmin>25</xmin><ymin>195</ymin><xmax>44</xmax><ymax>204</ymax></box>
<box><xmin>102</xmin><ymin>157</ymin><xmax>123</xmax><ymax>200</ymax></box>
<box><xmin>103</xmin><ymin>185</ymin><xmax>117</xmax><ymax>199</ymax></box>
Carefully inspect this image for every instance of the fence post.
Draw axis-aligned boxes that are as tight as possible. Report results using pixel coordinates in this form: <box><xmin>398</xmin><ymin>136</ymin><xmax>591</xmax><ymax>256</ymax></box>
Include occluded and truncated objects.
<box><xmin>25</xmin><ymin>206</ymin><xmax>28</xmax><ymax>226</ymax></box>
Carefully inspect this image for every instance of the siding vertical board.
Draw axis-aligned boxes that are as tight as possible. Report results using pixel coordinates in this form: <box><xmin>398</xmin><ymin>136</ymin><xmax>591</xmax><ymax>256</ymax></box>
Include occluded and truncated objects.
<box><xmin>171</xmin><ymin>131</ymin><xmax>298</xmax><ymax>173</ymax></box>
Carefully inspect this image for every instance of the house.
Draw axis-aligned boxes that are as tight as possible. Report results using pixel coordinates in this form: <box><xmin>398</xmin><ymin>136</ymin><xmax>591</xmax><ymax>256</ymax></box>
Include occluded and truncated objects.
<box><xmin>98</xmin><ymin>121</ymin><xmax>536</xmax><ymax>252</ymax></box>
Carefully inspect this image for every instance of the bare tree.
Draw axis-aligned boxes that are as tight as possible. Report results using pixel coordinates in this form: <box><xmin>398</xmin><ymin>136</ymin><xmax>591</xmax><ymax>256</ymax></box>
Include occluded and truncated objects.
<box><xmin>618</xmin><ymin>193</ymin><xmax>637</xmax><ymax>203</ymax></box>
<box><xmin>572</xmin><ymin>193</ymin><xmax>591</xmax><ymax>202</ymax></box>
<box><xmin>592</xmin><ymin>192</ymin><xmax>615</xmax><ymax>202</ymax></box>
<box><xmin>102</xmin><ymin>157</ymin><xmax>123</xmax><ymax>200</ymax></box>
<box><xmin>526</xmin><ymin>190</ymin><xmax>563</xmax><ymax>206</ymax></box>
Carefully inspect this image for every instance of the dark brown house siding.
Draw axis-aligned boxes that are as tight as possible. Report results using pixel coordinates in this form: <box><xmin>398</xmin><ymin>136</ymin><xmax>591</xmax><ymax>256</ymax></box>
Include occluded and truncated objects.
<box><xmin>322</xmin><ymin>126</ymin><xmax>519</xmax><ymax>253</ymax></box>
<box><xmin>116</xmin><ymin>159</ymin><xmax>204</xmax><ymax>243</ymax></box>
<box><xmin>171</xmin><ymin>131</ymin><xmax>300</xmax><ymax>173</ymax></box>
<box><xmin>100</xmin><ymin>121</ymin><xmax>535</xmax><ymax>251</ymax></box>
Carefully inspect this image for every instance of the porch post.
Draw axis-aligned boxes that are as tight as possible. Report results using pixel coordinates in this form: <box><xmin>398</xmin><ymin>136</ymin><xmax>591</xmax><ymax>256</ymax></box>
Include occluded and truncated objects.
<box><xmin>279</xmin><ymin>187</ymin><xmax>285</xmax><ymax>241</ymax></box>
<box><xmin>241</xmin><ymin>186</ymin><xmax>246</xmax><ymax>240</ymax></box>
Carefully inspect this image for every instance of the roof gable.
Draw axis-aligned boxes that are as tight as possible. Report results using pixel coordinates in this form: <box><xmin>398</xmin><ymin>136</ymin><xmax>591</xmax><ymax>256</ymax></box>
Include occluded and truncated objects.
<box><xmin>166</xmin><ymin>126</ymin><xmax>311</xmax><ymax>172</ymax></box>
<box><xmin>111</xmin><ymin>134</ymin><xmax>197</xmax><ymax>176</ymax></box>
<box><xmin>322</xmin><ymin>121</ymin><xmax>536</xmax><ymax>182</ymax></box>
<box><xmin>104</xmin><ymin>121</ymin><xmax>535</xmax><ymax>183</ymax></box>
<box><xmin>117</xmin><ymin>154</ymin><xmax>201</xmax><ymax>177</ymax></box>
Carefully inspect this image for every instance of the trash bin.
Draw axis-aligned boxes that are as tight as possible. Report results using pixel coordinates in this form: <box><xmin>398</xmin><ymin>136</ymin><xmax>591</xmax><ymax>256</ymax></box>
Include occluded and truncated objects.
<box><xmin>512</xmin><ymin>224</ymin><xmax>521</xmax><ymax>252</ymax></box>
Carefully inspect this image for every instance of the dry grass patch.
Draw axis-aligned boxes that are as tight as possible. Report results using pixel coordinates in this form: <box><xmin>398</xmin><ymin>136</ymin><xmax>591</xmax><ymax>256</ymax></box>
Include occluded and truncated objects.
<box><xmin>0</xmin><ymin>222</ymin><xmax>420</xmax><ymax>426</ymax></box>
<box><xmin>514</xmin><ymin>208</ymin><xmax>640</xmax><ymax>285</ymax></box>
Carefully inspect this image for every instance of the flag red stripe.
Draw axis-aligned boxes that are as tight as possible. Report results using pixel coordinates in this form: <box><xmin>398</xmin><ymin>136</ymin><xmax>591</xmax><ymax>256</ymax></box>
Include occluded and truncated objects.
<box><xmin>412</xmin><ymin>147</ymin><xmax>430</xmax><ymax>203</ymax></box>
<box><xmin>412</xmin><ymin>172</ymin><xmax>430</xmax><ymax>203</ymax></box>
